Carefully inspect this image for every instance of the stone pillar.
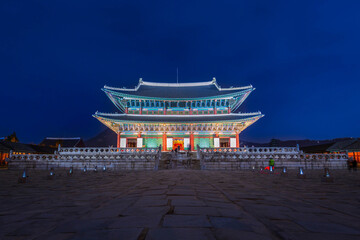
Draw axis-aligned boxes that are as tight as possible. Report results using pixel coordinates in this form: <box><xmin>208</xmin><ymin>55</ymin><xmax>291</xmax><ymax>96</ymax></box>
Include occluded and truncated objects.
<box><xmin>117</xmin><ymin>132</ymin><xmax>121</xmax><ymax>148</ymax></box>
<box><xmin>162</xmin><ymin>132</ymin><xmax>167</xmax><ymax>151</ymax></box>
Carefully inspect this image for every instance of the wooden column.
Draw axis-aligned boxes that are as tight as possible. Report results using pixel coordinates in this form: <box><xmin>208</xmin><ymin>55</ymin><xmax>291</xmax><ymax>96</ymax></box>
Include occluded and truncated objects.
<box><xmin>235</xmin><ymin>132</ymin><xmax>240</xmax><ymax>148</ymax></box>
<box><xmin>190</xmin><ymin>132</ymin><xmax>194</xmax><ymax>151</ymax></box>
<box><xmin>117</xmin><ymin>132</ymin><xmax>121</xmax><ymax>148</ymax></box>
<box><xmin>164</xmin><ymin>101</ymin><xmax>166</xmax><ymax>115</ymax></box>
<box><xmin>162</xmin><ymin>132</ymin><xmax>167</xmax><ymax>151</ymax></box>
<box><xmin>189</xmin><ymin>101</ymin><xmax>192</xmax><ymax>115</ymax></box>
<box><xmin>139</xmin><ymin>100</ymin><xmax>142</xmax><ymax>114</ymax></box>
<box><xmin>214</xmin><ymin>100</ymin><xmax>217</xmax><ymax>114</ymax></box>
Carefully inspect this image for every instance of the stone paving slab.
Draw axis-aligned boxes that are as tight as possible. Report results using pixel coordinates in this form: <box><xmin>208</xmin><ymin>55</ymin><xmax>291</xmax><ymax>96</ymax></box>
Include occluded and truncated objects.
<box><xmin>163</xmin><ymin>215</ymin><xmax>211</xmax><ymax>227</ymax></box>
<box><xmin>147</xmin><ymin>228</ymin><xmax>215</xmax><ymax>240</ymax></box>
<box><xmin>209</xmin><ymin>216</ymin><xmax>253</xmax><ymax>231</ymax></box>
<box><xmin>1</xmin><ymin>169</ymin><xmax>360</xmax><ymax>239</ymax></box>
<box><xmin>108</xmin><ymin>215</ymin><xmax>163</xmax><ymax>228</ymax></box>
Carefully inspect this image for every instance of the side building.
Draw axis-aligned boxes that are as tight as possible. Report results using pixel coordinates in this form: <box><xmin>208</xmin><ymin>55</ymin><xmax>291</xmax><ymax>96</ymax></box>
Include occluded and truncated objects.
<box><xmin>93</xmin><ymin>78</ymin><xmax>263</xmax><ymax>151</ymax></box>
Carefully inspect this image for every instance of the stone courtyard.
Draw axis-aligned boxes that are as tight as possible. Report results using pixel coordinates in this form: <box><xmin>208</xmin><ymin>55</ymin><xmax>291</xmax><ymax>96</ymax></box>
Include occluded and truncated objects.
<box><xmin>0</xmin><ymin>169</ymin><xmax>359</xmax><ymax>240</ymax></box>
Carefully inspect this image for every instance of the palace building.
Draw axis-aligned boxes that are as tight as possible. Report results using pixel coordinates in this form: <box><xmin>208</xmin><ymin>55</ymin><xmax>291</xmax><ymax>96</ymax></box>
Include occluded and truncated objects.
<box><xmin>93</xmin><ymin>78</ymin><xmax>263</xmax><ymax>151</ymax></box>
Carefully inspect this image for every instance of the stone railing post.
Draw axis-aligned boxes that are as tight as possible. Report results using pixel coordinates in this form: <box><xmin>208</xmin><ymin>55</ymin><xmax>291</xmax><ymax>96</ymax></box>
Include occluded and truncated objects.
<box><xmin>154</xmin><ymin>145</ymin><xmax>161</xmax><ymax>170</ymax></box>
<box><xmin>197</xmin><ymin>145</ymin><xmax>201</xmax><ymax>160</ymax></box>
<box><xmin>197</xmin><ymin>144</ymin><xmax>205</xmax><ymax>170</ymax></box>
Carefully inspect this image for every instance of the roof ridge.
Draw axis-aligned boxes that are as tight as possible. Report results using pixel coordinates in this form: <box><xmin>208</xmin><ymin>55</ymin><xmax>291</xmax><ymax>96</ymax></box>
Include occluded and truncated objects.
<box><xmin>103</xmin><ymin>77</ymin><xmax>252</xmax><ymax>91</ymax></box>
<box><xmin>45</xmin><ymin>137</ymin><xmax>81</xmax><ymax>140</ymax></box>
<box><xmin>141</xmin><ymin>80</ymin><xmax>214</xmax><ymax>87</ymax></box>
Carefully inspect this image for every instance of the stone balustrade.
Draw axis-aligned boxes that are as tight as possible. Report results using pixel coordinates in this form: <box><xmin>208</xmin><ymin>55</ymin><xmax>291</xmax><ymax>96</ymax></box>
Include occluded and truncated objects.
<box><xmin>9</xmin><ymin>147</ymin><xmax>161</xmax><ymax>171</ymax></box>
<box><xmin>58</xmin><ymin>147</ymin><xmax>159</xmax><ymax>155</ymax></box>
<box><xmin>7</xmin><ymin>146</ymin><xmax>348</xmax><ymax>171</ymax></box>
<box><xmin>200</xmin><ymin>147</ymin><xmax>299</xmax><ymax>154</ymax></box>
<box><xmin>198</xmin><ymin>146</ymin><xmax>348</xmax><ymax>170</ymax></box>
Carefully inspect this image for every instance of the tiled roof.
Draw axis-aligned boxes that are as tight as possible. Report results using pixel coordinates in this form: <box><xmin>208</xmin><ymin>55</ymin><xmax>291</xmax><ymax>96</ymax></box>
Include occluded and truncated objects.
<box><xmin>29</xmin><ymin>144</ymin><xmax>57</xmax><ymax>154</ymax></box>
<box><xmin>300</xmin><ymin>143</ymin><xmax>334</xmax><ymax>153</ymax></box>
<box><xmin>327</xmin><ymin>139</ymin><xmax>358</xmax><ymax>152</ymax></box>
<box><xmin>103</xmin><ymin>79</ymin><xmax>253</xmax><ymax>99</ymax></box>
<box><xmin>345</xmin><ymin>140</ymin><xmax>360</xmax><ymax>151</ymax></box>
<box><xmin>94</xmin><ymin>112</ymin><xmax>263</xmax><ymax>123</ymax></box>
<box><xmin>0</xmin><ymin>142</ymin><xmax>10</xmax><ymax>152</ymax></box>
<box><xmin>40</xmin><ymin>137</ymin><xmax>85</xmax><ymax>147</ymax></box>
<box><xmin>0</xmin><ymin>142</ymin><xmax>36</xmax><ymax>153</ymax></box>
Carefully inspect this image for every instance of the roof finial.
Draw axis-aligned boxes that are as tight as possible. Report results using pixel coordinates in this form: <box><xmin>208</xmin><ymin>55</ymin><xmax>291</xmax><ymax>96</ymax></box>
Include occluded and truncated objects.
<box><xmin>139</xmin><ymin>78</ymin><xmax>143</xmax><ymax>83</ymax></box>
<box><xmin>212</xmin><ymin>77</ymin><xmax>216</xmax><ymax>82</ymax></box>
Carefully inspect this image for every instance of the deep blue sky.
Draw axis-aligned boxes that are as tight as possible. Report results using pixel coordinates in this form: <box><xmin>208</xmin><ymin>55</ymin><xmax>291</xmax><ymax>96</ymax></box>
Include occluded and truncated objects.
<box><xmin>1</xmin><ymin>0</ymin><xmax>360</xmax><ymax>144</ymax></box>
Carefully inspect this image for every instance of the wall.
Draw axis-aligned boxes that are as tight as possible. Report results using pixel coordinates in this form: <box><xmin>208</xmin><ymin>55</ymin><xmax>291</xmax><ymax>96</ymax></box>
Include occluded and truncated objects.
<box><xmin>144</xmin><ymin>137</ymin><xmax>162</xmax><ymax>148</ymax></box>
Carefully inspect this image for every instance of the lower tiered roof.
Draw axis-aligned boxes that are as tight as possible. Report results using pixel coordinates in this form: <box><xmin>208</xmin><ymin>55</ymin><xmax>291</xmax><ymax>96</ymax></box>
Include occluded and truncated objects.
<box><xmin>94</xmin><ymin>112</ymin><xmax>263</xmax><ymax>124</ymax></box>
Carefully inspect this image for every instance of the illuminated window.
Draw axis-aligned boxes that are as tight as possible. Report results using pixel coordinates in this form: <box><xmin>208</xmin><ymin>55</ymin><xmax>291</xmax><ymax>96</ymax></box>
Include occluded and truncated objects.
<box><xmin>220</xmin><ymin>138</ymin><xmax>230</xmax><ymax>147</ymax></box>
<box><xmin>127</xmin><ymin>139</ymin><xmax>137</xmax><ymax>148</ymax></box>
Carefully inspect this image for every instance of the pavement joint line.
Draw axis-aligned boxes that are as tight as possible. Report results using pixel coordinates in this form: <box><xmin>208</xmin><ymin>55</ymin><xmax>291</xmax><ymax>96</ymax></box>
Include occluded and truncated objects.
<box><xmin>248</xmin><ymin>172</ymin><xmax>360</xmax><ymax>219</ymax></box>
<box><xmin>1</xmin><ymin>169</ymin><xmax>360</xmax><ymax>239</ymax></box>
<box><xmin>197</xmin><ymin>171</ymin><xmax>282</xmax><ymax>240</ymax></box>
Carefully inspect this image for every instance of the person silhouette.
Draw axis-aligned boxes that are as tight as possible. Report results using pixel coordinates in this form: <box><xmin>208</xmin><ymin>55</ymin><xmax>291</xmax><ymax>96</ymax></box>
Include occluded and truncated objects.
<box><xmin>352</xmin><ymin>158</ymin><xmax>358</xmax><ymax>172</ymax></box>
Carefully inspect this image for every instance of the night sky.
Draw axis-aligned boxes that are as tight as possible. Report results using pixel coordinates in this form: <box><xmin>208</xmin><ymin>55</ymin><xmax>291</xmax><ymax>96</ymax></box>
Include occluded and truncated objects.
<box><xmin>1</xmin><ymin>0</ymin><xmax>360</xmax><ymax>144</ymax></box>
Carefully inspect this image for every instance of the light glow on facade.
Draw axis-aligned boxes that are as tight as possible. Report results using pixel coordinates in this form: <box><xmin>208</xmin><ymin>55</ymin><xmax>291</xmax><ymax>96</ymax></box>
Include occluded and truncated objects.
<box><xmin>93</xmin><ymin>78</ymin><xmax>263</xmax><ymax>151</ymax></box>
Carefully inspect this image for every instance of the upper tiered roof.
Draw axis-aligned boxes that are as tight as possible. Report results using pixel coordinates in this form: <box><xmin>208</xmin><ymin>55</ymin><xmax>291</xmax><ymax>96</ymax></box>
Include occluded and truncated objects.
<box><xmin>103</xmin><ymin>78</ymin><xmax>253</xmax><ymax>100</ymax></box>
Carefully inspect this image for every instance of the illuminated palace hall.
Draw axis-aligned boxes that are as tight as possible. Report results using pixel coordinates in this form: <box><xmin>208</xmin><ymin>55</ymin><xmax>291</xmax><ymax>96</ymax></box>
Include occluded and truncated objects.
<box><xmin>93</xmin><ymin>78</ymin><xmax>263</xmax><ymax>151</ymax></box>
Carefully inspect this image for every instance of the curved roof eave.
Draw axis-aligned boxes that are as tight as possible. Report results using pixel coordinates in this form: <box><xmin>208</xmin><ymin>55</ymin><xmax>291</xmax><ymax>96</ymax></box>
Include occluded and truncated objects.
<box><xmin>102</xmin><ymin>87</ymin><xmax>254</xmax><ymax>101</ymax></box>
<box><xmin>93</xmin><ymin>112</ymin><xmax>264</xmax><ymax>124</ymax></box>
<box><xmin>104</xmin><ymin>78</ymin><xmax>252</xmax><ymax>91</ymax></box>
<box><xmin>104</xmin><ymin>79</ymin><xmax>215</xmax><ymax>91</ymax></box>
<box><xmin>102</xmin><ymin>78</ymin><xmax>253</xmax><ymax>100</ymax></box>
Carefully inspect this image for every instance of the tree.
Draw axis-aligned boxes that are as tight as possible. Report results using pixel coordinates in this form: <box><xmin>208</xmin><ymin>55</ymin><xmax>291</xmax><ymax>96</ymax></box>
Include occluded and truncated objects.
<box><xmin>5</xmin><ymin>132</ymin><xmax>19</xmax><ymax>143</ymax></box>
<box><xmin>269</xmin><ymin>138</ymin><xmax>281</xmax><ymax>147</ymax></box>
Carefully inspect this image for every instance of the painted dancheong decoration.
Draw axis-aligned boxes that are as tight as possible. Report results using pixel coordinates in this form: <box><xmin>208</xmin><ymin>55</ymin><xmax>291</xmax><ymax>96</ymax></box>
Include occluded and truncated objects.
<box><xmin>93</xmin><ymin>78</ymin><xmax>264</xmax><ymax>151</ymax></box>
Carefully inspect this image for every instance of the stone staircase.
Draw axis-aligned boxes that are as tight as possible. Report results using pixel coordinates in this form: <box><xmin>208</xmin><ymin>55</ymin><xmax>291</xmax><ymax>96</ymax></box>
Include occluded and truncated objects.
<box><xmin>158</xmin><ymin>152</ymin><xmax>200</xmax><ymax>170</ymax></box>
